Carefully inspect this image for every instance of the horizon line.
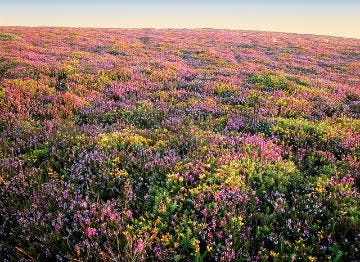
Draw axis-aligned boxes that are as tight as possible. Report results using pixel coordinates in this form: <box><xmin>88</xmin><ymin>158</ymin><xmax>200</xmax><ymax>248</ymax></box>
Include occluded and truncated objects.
<box><xmin>1</xmin><ymin>25</ymin><xmax>359</xmax><ymax>40</ymax></box>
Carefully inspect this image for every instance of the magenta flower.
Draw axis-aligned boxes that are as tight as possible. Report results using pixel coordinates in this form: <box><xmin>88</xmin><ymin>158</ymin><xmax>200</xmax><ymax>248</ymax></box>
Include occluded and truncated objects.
<box><xmin>126</xmin><ymin>210</ymin><xmax>133</xmax><ymax>219</ymax></box>
<box><xmin>201</xmin><ymin>209</ymin><xmax>208</xmax><ymax>217</ymax></box>
<box><xmin>86</xmin><ymin>227</ymin><xmax>97</xmax><ymax>237</ymax></box>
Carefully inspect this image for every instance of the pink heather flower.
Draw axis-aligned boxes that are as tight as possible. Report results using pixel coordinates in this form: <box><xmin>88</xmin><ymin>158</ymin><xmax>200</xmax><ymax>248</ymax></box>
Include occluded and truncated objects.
<box><xmin>109</xmin><ymin>212</ymin><xmax>117</xmax><ymax>221</ymax></box>
<box><xmin>126</xmin><ymin>210</ymin><xmax>133</xmax><ymax>218</ymax></box>
<box><xmin>220</xmin><ymin>216</ymin><xmax>227</xmax><ymax>227</ymax></box>
<box><xmin>136</xmin><ymin>239</ymin><xmax>145</xmax><ymax>254</ymax></box>
<box><xmin>201</xmin><ymin>209</ymin><xmax>208</xmax><ymax>217</ymax></box>
<box><xmin>86</xmin><ymin>227</ymin><xmax>97</xmax><ymax>237</ymax></box>
<box><xmin>91</xmin><ymin>207</ymin><xmax>98</xmax><ymax>216</ymax></box>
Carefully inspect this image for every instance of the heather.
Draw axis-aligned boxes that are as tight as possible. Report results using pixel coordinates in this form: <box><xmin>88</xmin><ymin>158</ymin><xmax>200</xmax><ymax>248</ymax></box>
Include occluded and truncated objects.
<box><xmin>0</xmin><ymin>27</ymin><xmax>359</xmax><ymax>261</ymax></box>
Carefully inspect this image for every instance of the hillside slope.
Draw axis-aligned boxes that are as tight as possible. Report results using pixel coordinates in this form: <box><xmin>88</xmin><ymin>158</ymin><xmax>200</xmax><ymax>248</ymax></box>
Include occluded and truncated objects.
<box><xmin>0</xmin><ymin>27</ymin><xmax>359</xmax><ymax>261</ymax></box>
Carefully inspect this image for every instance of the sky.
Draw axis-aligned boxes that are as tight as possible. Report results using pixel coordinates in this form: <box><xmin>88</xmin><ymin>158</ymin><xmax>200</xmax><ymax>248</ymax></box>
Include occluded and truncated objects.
<box><xmin>0</xmin><ymin>0</ymin><xmax>359</xmax><ymax>39</ymax></box>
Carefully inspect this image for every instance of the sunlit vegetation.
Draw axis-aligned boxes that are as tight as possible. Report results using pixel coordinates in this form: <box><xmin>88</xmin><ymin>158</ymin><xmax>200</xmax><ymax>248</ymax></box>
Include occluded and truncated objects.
<box><xmin>0</xmin><ymin>27</ymin><xmax>359</xmax><ymax>261</ymax></box>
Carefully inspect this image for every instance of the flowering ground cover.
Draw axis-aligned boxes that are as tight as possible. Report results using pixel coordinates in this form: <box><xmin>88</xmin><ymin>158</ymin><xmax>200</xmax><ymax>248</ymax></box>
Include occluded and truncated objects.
<box><xmin>0</xmin><ymin>27</ymin><xmax>359</xmax><ymax>261</ymax></box>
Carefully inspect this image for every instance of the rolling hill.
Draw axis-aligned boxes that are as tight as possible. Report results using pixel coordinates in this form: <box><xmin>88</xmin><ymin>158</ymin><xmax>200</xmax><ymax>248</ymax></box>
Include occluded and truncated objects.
<box><xmin>0</xmin><ymin>27</ymin><xmax>359</xmax><ymax>261</ymax></box>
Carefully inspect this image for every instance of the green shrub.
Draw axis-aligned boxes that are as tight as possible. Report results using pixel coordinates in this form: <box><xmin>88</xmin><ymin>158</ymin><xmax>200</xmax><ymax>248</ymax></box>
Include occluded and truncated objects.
<box><xmin>247</xmin><ymin>73</ymin><xmax>289</xmax><ymax>91</ymax></box>
<box><xmin>0</xmin><ymin>33</ymin><xmax>21</xmax><ymax>41</ymax></box>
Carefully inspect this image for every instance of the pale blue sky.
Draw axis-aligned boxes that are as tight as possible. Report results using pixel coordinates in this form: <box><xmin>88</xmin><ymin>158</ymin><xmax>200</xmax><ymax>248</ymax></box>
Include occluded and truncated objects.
<box><xmin>0</xmin><ymin>0</ymin><xmax>359</xmax><ymax>39</ymax></box>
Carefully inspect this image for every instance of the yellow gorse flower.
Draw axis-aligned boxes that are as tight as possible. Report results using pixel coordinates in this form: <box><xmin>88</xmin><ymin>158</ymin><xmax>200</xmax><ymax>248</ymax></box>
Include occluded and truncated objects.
<box><xmin>270</xmin><ymin>251</ymin><xmax>279</xmax><ymax>258</ymax></box>
<box><xmin>308</xmin><ymin>256</ymin><xmax>316</xmax><ymax>262</ymax></box>
<box><xmin>191</xmin><ymin>238</ymin><xmax>200</xmax><ymax>254</ymax></box>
